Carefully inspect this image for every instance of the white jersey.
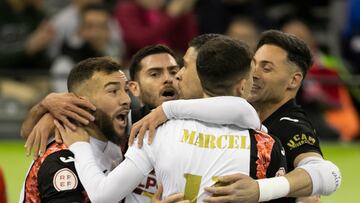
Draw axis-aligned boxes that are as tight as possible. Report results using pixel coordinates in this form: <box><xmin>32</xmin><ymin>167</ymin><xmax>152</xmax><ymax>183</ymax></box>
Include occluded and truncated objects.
<box><xmin>68</xmin><ymin>97</ymin><xmax>286</xmax><ymax>202</ymax></box>
<box><xmin>126</xmin><ymin>119</ymin><xmax>252</xmax><ymax>202</ymax></box>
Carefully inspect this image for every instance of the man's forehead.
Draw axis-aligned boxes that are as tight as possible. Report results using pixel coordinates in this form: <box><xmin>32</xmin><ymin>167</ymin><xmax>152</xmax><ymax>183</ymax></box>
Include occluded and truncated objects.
<box><xmin>254</xmin><ymin>44</ymin><xmax>287</xmax><ymax>62</ymax></box>
<box><xmin>90</xmin><ymin>70</ymin><xmax>128</xmax><ymax>84</ymax></box>
<box><xmin>140</xmin><ymin>53</ymin><xmax>177</xmax><ymax>69</ymax></box>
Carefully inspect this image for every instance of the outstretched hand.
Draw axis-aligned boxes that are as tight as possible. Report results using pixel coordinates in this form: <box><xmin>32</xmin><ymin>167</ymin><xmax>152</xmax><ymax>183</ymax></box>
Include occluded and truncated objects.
<box><xmin>129</xmin><ymin>106</ymin><xmax>168</xmax><ymax>148</ymax></box>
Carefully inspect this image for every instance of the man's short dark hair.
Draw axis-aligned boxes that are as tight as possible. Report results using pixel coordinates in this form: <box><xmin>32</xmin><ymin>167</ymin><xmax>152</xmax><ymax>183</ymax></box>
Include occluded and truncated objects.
<box><xmin>129</xmin><ymin>44</ymin><xmax>176</xmax><ymax>81</ymax></box>
<box><xmin>189</xmin><ymin>33</ymin><xmax>224</xmax><ymax>50</ymax></box>
<box><xmin>67</xmin><ymin>57</ymin><xmax>121</xmax><ymax>92</ymax></box>
<box><xmin>256</xmin><ymin>30</ymin><xmax>313</xmax><ymax>77</ymax></box>
<box><xmin>196</xmin><ymin>37</ymin><xmax>252</xmax><ymax>96</ymax></box>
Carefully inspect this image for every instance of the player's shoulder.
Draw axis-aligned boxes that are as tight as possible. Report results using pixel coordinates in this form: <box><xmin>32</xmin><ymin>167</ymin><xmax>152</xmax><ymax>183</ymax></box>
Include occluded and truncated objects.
<box><xmin>250</xmin><ymin>129</ymin><xmax>282</xmax><ymax>146</ymax></box>
<box><xmin>36</xmin><ymin>143</ymin><xmax>80</xmax><ymax>193</ymax></box>
<box><xmin>38</xmin><ymin>143</ymin><xmax>75</xmax><ymax>176</ymax></box>
<box><xmin>273</xmin><ymin>113</ymin><xmax>314</xmax><ymax>135</ymax></box>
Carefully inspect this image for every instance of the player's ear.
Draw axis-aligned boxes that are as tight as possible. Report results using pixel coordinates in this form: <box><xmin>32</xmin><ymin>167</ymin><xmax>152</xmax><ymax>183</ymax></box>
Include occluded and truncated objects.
<box><xmin>289</xmin><ymin>71</ymin><xmax>303</xmax><ymax>90</ymax></box>
<box><xmin>128</xmin><ymin>81</ymin><xmax>141</xmax><ymax>97</ymax></box>
<box><xmin>234</xmin><ymin>78</ymin><xmax>247</xmax><ymax>97</ymax></box>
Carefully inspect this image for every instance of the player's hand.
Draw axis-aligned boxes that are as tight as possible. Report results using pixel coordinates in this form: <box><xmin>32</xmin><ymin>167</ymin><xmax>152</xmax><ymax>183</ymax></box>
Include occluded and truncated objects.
<box><xmin>151</xmin><ymin>183</ymin><xmax>189</xmax><ymax>203</ymax></box>
<box><xmin>40</xmin><ymin>92</ymin><xmax>96</xmax><ymax>130</ymax></box>
<box><xmin>54</xmin><ymin>120</ymin><xmax>90</xmax><ymax>147</ymax></box>
<box><xmin>25</xmin><ymin>113</ymin><xmax>55</xmax><ymax>159</ymax></box>
<box><xmin>203</xmin><ymin>173</ymin><xmax>259</xmax><ymax>203</ymax></box>
<box><xmin>129</xmin><ymin>106</ymin><xmax>168</xmax><ymax>148</ymax></box>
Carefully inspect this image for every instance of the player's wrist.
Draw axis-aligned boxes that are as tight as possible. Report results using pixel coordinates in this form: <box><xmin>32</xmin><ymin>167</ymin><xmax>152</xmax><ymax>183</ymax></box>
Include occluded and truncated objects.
<box><xmin>256</xmin><ymin>176</ymin><xmax>290</xmax><ymax>202</ymax></box>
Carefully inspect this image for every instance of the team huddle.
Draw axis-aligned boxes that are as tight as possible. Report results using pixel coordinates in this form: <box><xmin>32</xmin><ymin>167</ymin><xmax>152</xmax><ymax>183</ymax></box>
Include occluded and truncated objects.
<box><xmin>19</xmin><ymin>31</ymin><xmax>341</xmax><ymax>203</ymax></box>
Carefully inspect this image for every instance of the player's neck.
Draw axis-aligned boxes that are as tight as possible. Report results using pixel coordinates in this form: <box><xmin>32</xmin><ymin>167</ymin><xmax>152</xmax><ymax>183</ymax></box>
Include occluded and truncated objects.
<box><xmin>85</xmin><ymin>124</ymin><xmax>107</xmax><ymax>142</ymax></box>
<box><xmin>253</xmin><ymin>97</ymin><xmax>293</xmax><ymax>122</ymax></box>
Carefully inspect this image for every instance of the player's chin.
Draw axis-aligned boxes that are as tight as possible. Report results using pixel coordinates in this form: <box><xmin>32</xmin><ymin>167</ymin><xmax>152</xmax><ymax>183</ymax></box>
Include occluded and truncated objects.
<box><xmin>114</xmin><ymin>125</ymin><xmax>127</xmax><ymax>137</ymax></box>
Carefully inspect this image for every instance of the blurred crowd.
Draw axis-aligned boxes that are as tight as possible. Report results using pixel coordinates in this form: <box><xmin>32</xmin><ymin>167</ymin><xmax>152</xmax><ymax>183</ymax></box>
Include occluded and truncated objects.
<box><xmin>0</xmin><ymin>0</ymin><xmax>359</xmax><ymax>141</ymax></box>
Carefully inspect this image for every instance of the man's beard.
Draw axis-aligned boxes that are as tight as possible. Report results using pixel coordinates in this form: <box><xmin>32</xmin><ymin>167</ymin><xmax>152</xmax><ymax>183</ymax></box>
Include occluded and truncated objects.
<box><xmin>94</xmin><ymin>109</ymin><xmax>126</xmax><ymax>145</ymax></box>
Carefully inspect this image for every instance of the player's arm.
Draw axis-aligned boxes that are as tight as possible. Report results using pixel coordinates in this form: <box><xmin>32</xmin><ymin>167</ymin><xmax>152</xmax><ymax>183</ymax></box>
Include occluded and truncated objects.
<box><xmin>24</xmin><ymin>113</ymin><xmax>57</xmax><ymax>158</ymax></box>
<box><xmin>129</xmin><ymin>96</ymin><xmax>262</xmax><ymax>147</ymax></box>
<box><xmin>203</xmin><ymin>157</ymin><xmax>340</xmax><ymax>203</ymax></box>
<box><xmin>21</xmin><ymin>100</ymin><xmax>48</xmax><ymax>139</ymax></box>
<box><xmin>203</xmin><ymin>128</ymin><xmax>341</xmax><ymax>202</ymax></box>
<box><xmin>55</xmin><ymin>121</ymin><xmax>151</xmax><ymax>202</ymax></box>
<box><xmin>162</xmin><ymin>97</ymin><xmax>260</xmax><ymax>129</ymax></box>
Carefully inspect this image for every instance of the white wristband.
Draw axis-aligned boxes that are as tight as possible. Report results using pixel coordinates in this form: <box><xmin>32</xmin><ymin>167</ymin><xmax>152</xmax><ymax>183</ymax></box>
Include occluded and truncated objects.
<box><xmin>256</xmin><ymin>176</ymin><xmax>290</xmax><ymax>202</ymax></box>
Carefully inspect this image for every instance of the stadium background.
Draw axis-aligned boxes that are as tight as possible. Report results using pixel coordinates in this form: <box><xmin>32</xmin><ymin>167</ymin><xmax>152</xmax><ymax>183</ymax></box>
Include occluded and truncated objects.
<box><xmin>1</xmin><ymin>0</ymin><xmax>360</xmax><ymax>202</ymax></box>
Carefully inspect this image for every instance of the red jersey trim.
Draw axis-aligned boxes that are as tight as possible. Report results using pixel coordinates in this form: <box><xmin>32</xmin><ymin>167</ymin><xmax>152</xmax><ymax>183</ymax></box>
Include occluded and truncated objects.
<box><xmin>255</xmin><ymin>130</ymin><xmax>275</xmax><ymax>179</ymax></box>
<box><xmin>23</xmin><ymin>143</ymin><xmax>68</xmax><ymax>203</ymax></box>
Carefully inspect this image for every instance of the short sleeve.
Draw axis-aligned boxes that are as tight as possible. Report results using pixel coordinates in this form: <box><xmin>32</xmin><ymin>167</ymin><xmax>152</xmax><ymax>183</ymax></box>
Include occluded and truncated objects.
<box><xmin>272</xmin><ymin>120</ymin><xmax>322</xmax><ymax>169</ymax></box>
<box><xmin>37</xmin><ymin>150</ymin><xmax>84</xmax><ymax>203</ymax></box>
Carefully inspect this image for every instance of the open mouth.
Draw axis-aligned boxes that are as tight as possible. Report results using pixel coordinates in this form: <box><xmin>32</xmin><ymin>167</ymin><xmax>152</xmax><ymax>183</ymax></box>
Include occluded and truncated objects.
<box><xmin>161</xmin><ymin>89</ymin><xmax>177</xmax><ymax>100</ymax></box>
<box><xmin>114</xmin><ymin>111</ymin><xmax>128</xmax><ymax>128</ymax></box>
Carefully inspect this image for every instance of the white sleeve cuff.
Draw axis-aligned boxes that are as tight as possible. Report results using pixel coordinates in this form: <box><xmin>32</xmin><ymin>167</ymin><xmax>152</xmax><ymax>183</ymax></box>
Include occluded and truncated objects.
<box><xmin>256</xmin><ymin>176</ymin><xmax>290</xmax><ymax>202</ymax></box>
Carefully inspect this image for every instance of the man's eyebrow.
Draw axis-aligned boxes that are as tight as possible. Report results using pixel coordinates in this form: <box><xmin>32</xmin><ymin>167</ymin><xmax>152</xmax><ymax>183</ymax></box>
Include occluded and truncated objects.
<box><xmin>167</xmin><ymin>65</ymin><xmax>179</xmax><ymax>69</ymax></box>
<box><xmin>104</xmin><ymin>81</ymin><xmax>120</xmax><ymax>88</ymax></box>
<box><xmin>252</xmin><ymin>58</ymin><xmax>275</xmax><ymax>66</ymax></box>
<box><xmin>260</xmin><ymin>60</ymin><xmax>275</xmax><ymax>66</ymax></box>
<box><xmin>146</xmin><ymin>67</ymin><xmax>163</xmax><ymax>72</ymax></box>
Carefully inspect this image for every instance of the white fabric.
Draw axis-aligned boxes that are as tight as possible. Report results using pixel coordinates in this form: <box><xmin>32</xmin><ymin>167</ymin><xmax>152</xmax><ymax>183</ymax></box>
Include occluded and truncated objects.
<box><xmin>162</xmin><ymin>96</ymin><xmax>267</xmax><ymax>132</ymax></box>
<box><xmin>126</xmin><ymin>119</ymin><xmax>252</xmax><ymax>202</ymax></box>
<box><xmin>70</xmin><ymin>142</ymin><xmax>145</xmax><ymax>203</ymax></box>
<box><xmin>68</xmin><ymin>99</ymin><xmax>260</xmax><ymax>202</ymax></box>
<box><xmin>257</xmin><ymin>176</ymin><xmax>290</xmax><ymax>202</ymax></box>
<box><xmin>297</xmin><ymin>157</ymin><xmax>341</xmax><ymax>196</ymax></box>
<box><xmin>69</xmin><ymin>120</ymin><xmax>254</xmax><ymax>202</ymax></box>
<box><xmin>124</xmin><ymin>171</ymin><xmax>158</xmax><ymax>203</ymax></box>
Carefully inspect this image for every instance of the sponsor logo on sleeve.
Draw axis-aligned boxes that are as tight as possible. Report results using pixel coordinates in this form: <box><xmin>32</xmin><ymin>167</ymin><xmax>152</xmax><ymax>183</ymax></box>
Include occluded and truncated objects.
<box><xmin>287</xmin><ymin>133</ymin><xmax>316</xmax><ymax>150</ymax></box>
<box><xmin>53</xmin><ymin>168</ymin><xmax>78</xmax><ymax>191</ymax></box>
<box><xmin>59</xmin><ymin>156</ymin><xmax>75</xmax><ymax>163</ymax></box>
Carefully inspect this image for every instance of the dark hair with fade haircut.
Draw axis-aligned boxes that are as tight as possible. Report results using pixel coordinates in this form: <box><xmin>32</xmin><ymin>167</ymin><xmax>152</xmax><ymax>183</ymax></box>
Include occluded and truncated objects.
<box><xmin>188</xmin><ymin>33</ymin><xmax>225</xmax><ymax>50</ymax></box>
<box><xmin>256</xmin><ymin>30</ymin><xmax>313</xmax><ymax>78</ymax></box>
<box><xmin>129</xmin><ymin>44</ymin><xmax>176</xmax><ymax>81</ymax></box>
<box><xmin>67</xmin><ymin>57</ymin><xmax>121</xmax><ymax>92</ymax></box>
<box><xmin>196</xmin><ymin>37</ymin><xmax>252</xmax><ymax>96</ymax></box>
